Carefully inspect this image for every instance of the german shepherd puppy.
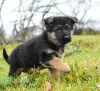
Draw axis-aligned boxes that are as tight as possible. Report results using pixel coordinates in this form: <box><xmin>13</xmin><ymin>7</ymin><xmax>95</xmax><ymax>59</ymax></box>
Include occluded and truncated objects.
<box><xmin>3</xmin><ymin>16</ymin><xmax>78</xmax><ymax>81</ymax></box>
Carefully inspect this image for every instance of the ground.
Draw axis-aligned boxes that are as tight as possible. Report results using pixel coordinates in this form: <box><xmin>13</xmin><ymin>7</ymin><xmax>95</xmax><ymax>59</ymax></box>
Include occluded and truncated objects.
<box><xmin>0</xmin><ymin>35</ymin><xmax>100</xmax><ymax>91</ymax></box>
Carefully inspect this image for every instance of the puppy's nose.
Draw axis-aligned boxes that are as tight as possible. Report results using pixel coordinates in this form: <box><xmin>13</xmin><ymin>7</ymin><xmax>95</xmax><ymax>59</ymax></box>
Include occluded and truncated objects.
<box><xmin>64</xmin><ymin>36</ymin><xmax>71</xmax><ymax>42</ymax></box>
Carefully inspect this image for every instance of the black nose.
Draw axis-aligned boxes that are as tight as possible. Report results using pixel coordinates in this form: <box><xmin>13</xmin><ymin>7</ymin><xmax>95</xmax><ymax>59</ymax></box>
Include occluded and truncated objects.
<box><xmin>64</xmin><ymin>36</ymin><xmax>71</xmax><ymax>43</ymax></box>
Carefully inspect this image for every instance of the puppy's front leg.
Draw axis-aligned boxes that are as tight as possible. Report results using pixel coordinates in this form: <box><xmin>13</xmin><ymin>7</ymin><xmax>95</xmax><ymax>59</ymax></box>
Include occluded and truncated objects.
<box><xmin>48</xmin><ymin>57</ymin><xmax>71</xmax><ymax>81</ymax></box>
<box><xmin>48</xmin><ymin>57</ymin><xmax>71</xmax><ymax>73</ymax></box>
<box><xmin>49</xmin><ymin>68</ymin><xmax>60</xmax><ymax>82</ymax></box>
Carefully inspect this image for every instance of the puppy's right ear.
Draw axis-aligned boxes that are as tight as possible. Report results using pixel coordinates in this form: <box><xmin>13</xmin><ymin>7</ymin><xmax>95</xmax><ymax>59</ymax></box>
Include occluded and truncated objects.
<box><xmin>44</xmin><ymin>16</ymin><xmax>55</xmax><ymax>28</ymax></box>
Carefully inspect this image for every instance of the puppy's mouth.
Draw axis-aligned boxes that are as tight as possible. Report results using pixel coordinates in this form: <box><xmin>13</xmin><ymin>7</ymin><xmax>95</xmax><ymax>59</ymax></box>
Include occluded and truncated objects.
<box><xmin>63</xmin><ymin>36</ymin><xmax>71</xmax><ymax>44</ymax></box>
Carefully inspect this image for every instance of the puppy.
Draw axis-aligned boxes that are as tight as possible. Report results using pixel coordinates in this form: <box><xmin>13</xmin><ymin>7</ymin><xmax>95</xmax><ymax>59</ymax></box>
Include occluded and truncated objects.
<box><xmin>3</xmin><ymin>16</ymin><xmax>78</xmax><ymax>81</ymax></box>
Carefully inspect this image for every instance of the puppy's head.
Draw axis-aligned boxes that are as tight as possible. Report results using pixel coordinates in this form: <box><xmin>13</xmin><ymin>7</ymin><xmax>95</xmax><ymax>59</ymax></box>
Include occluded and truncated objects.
<box><xmin>44</xmin><ymin>16</ymin><xmax>78</xmax><ymax>45</ymax></box>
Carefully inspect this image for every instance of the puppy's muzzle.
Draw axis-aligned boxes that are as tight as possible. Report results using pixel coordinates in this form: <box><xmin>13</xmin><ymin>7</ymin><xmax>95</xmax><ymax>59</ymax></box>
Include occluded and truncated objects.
<box><xmin>64</xmin><ymin>36</ymin><xmax>71</xmax><ymax>43</ymax></box>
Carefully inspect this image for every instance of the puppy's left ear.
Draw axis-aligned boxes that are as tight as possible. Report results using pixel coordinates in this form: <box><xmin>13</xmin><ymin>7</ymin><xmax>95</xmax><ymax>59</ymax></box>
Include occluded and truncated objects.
<box><xmin>70</xmin><ymin>17</ymin><xmax>78</xmax><ymax>24</ymax></box>
<box><xmin>44</xmin><ymin>16</ymin><xmax>55</xmax><ymax>28</ymax></box>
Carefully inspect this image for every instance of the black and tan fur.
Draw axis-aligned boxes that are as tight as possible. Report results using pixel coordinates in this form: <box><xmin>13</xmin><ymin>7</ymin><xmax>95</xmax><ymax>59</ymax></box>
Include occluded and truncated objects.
<box><xmin>3</xmin><ymin>16</ymin><xmax>78</xmax><ymax>81</ymax></box>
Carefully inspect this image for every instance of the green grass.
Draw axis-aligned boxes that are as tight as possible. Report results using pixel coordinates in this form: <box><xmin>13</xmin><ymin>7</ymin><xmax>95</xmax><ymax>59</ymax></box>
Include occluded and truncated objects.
<box><xmin>0</xmin><ymin>35</ymin><xmax>100</xmax><ymax>91</ymax></box>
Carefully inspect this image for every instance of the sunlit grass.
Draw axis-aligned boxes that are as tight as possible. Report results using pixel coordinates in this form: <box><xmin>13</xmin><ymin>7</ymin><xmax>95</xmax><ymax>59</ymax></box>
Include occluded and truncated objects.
<box><xmin>0</xmin><ymin>35</ymin><xmax>100</xmax><ymax>91</ymax></box>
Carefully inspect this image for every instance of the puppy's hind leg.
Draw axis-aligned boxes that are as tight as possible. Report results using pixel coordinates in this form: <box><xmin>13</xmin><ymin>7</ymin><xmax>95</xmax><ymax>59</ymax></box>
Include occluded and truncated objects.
<box><xmin>8</xmin><ymin>64</ymin><xmax>23</xmax><ymax>78</ymax></box>
<box><xmin>23</xmin><ymin>68</ymin><xmax>33</xmax><ymax>75</ymax></box>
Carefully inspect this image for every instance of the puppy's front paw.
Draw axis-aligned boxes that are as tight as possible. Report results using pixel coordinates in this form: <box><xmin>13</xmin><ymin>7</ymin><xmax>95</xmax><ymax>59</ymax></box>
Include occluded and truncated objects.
<box><xmin>62</xmin><ymin>63</ymin><xmax>71</xmax><ymax>73</ymax></box>
<box><xmin>49</xmin><ymin>57</ymin><xmax>71</xmax><ymax>73</ymax></box>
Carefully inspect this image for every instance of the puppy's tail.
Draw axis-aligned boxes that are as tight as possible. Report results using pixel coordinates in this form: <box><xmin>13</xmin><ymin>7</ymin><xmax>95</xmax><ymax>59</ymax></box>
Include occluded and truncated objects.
<box><xmin>3</xmin><ymin>48</ymin><xmax>10</xmax><ymax>64</ymax></box>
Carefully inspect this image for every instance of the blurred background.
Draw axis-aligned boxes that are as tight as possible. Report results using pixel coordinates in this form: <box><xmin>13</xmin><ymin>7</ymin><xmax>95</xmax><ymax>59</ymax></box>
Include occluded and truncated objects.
<box><xmin>0</xmin><ymin>0</ymin><xmax>100</xmax><ymax>44</ymax></box>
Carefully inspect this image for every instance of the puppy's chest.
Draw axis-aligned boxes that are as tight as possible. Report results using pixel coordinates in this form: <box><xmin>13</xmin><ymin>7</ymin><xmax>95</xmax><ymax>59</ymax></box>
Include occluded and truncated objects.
<box><xmin>45</xmin><ymin>47</ymin><xmax>64</xmax><ymax>58</ymax></box>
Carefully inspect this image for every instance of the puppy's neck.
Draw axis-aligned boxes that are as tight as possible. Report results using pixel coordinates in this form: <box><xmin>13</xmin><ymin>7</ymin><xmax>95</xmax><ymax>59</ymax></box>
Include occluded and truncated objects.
<box><xmin>47</xmin><ymin>32</ymin><xmax>61</xmax><ymax>46</ymax></box>
<box><xmin>42</xmin><ymin>30</ymin><xmax>65</xmax><ymax>51</ymax></box>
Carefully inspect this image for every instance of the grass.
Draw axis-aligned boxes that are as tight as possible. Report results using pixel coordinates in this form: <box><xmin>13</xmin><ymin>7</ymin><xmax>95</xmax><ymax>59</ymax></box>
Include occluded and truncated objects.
<box><xmin>0</xmin><ymin>35</ymin><xmax>100</xmax><ymax>91</ymax></box>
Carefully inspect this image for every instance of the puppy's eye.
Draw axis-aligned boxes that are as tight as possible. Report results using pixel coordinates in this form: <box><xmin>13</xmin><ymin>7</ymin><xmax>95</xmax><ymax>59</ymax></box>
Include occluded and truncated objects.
<box><xmin>65</xmin><ymin>24</ymin><xmax>71</xmax><ymax>30</ymax></box>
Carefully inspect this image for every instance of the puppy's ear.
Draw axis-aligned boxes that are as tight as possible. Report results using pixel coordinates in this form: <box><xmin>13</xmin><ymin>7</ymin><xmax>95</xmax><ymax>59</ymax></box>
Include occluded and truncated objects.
<box><xmin>70</xmin><ymin>17</ymin><xmax>78</xmax><ymax>24</ymax></box>
<box><xmin>44</xmin><ymin>16</ymin><xmax>55</xmax><ymax>28</ymax></box>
